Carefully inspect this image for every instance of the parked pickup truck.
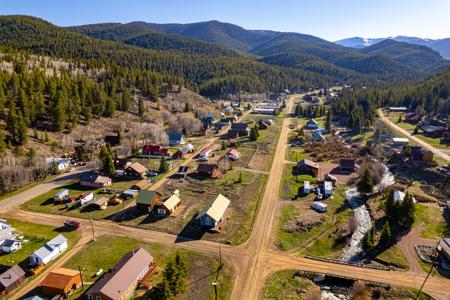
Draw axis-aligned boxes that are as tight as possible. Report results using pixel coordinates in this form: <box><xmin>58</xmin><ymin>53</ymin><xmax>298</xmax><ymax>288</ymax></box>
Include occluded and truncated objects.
<box><xmin>64</xmin><ymin>220</ymin><xmax>81</xmax><ymax>230</ymax></box>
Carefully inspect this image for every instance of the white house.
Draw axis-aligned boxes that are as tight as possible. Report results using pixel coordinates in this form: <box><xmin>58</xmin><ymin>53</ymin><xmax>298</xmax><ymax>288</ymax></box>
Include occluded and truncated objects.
<box><xmin>323</xmin><ymin>181</ymin><xmax>333</xmax><ymax>197</ymax></box>
<box><xmin>312</xmin><ymin>202</ymin><xmax>328</xmax><ymax>213</ymax></box>
<box><xmin>47</xmin><ymin>158</ymin><xmax>71</xmax><ymax>172</ymax></box>
<box><xmin>29</xmin><ymin>234</ymin><xmax>68</xmax><ymax>266</ymax></box>
<box><xmin>1</xmin><ymin>239</ymin><xmax>21</xmax><ymax>253</ymax></box>
<box><xmin>0</xmin><ymin>219</ymin><xmax>13</xmax><ymax>243</ymax></box>
<box><xmin>393</xmin><ymin>191</ymin><xmax>417</xmax><ymax>203</ymax></box>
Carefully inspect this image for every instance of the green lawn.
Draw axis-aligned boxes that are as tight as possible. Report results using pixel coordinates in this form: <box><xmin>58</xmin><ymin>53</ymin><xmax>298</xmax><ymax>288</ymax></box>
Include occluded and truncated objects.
<box><xmin>415</xmin><ymin>204</ymin><xmax>450</xmax><ymax>238</ymax></box>
<box><xmin>376</xmin><ymin>245</ymin><xmax>409</xmax><ymax>270</ymax></box>
<box><xmin>279</xmin><ymin>163</ymin><xmax>316</xmax><ymax>200</ymax></box>
<box><xmin>0</xmin><ymin>219</ymin><xmax>78</xmax><ymax>268</ymax></box>
<box><xmin>277</xmin><ymin>190</ymin><xmax>351</xmax><ymax>257</ymax></box>
<box><xmin>21</xmin><ymin>179</ymin><xmax>142</xmax><ymax>220</ymax></box>
<box><xmin>63</xmin><ymin>235</ymin><xmax>234</xmax><ymax>300</ymax></box>
<box><xmin>263</xmin><ymin>270</ymin><xmax>314</xmax><ymax>299</ymax></box>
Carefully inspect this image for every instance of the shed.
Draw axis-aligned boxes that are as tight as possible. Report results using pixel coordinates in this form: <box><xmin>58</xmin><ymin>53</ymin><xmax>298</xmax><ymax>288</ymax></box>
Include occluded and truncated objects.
<box><xmin>120</xmin><ymin>189</ymin><xmax>139</xmax><ymax>200</ymax></box>
<box><xmin>199</xmin><ymin>147</ymin><xmax>212</xmax><ymax>159</ymax></box>
<box><xmin>227</xmin><ymin>149</ymin><xmax>240</xmax><ymax>161</ymax></box>
<box><xmin>295</xmin><ymin>159</ymin><xmax>319</xmax><ymax>177</ymax></box>
<box><xmin>136</xmin><ymin>190</ymin><xmax>161</xmax><ymax>213</ymax></box>
<box><xmin>41</xmin><ymin>268</ymin><xmax>82</xmax><ymax>297</ymax></box>
<box><xmin>132</xmin><ymin>179</ymin><xmax>149</xmax><ymax>190</ymax></box>
<box><xmin>0</xmin><ymin>265</ymin><xmax>25</xmax><ymax>294</ymax></box>
<box><xmin>199</xmin><ymin>194</ymin><xmax>230</xmax><ymax>228</ymax></box>
<box><xmin>80</xmin><ymin>174</ymin><xmax>111</xmax><ymax>188</ymax></box>
<box><xmin>54</xmin><ymin>189</ymin><xmax>69</xmax><ymax>202</ymax></box>
<box><xmin>197</xmin><ymin>164</ymin><xmax>221</xmax><ymax>178</ymax></box>
<box><xmin>86</xmin><ymin>197</ymin><xmax>109</xmax><ymax>210</ymax></box>
<box><xmin>339</xmin><ymin>159</ymin><xmax>356</xmax><ymax>173</ymax></box>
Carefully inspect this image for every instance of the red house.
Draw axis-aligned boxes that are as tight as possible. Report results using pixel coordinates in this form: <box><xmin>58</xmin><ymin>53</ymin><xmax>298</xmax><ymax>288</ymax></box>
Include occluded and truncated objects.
<box><xmin>142</xmin><ymin>145</ymin><xmax>172</xmax><ymax>157</ymax></box>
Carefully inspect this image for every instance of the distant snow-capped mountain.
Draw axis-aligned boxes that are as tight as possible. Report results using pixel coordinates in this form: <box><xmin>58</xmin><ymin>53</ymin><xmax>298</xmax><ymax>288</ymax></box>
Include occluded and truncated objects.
<box><xmin>335</xmin><ymin>36</ymin><xmax>450</xmax><ymax>59</ymax></box>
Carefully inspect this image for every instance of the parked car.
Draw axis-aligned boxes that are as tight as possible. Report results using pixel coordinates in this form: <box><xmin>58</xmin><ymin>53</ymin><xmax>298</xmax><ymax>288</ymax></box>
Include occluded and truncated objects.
<box><xmin>147</xmin><ymin>170</ymin><xmax>159</xmax><ymax>177</ymax></box>
<box><xmin>64</xmin><ymin>220</ymin><xmax>81</xmax><ymax>230</ymax></box>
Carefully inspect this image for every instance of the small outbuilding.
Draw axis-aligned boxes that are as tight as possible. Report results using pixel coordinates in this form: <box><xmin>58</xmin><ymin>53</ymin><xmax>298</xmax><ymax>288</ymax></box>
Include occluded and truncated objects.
<box><xmin>168</xmin><ymin>132</ymin><xmax>185</xmax><ymax>146</ymax></box>
<box><xmin>303</xmin><ymin>181</ymin><xmax>310</xmax><ymax>194</ymax></box>
<box><xmin>0</xmin><ymin>265</ymin><xmax>25</xmax><ymax>295</ymax></box>
<box><xmin>80</xmin><ymin>174</ymin><xmax>112</xmax><ymax>188</ymax></box>
<box><xmin>339</xmin><ymin>159</ymin><xmax>356</xmax><ymax>173</ymax></box>
<box><xmin>131</xmin><ymin>179</ymin><xmax>149</xmax><ymax>190</ymax></box>
<box><xmin>227</xmin><ymin>149</ymin><xmax>240</xmax><ymax>161</ymax></box>
<box><xmin>294</xmin><ymin>159</ymin><xmax>320</xmax><ymax>177</ymax></box>
<box><xmin>197</xmin><ymin>164</ymin><xmax>221</xmax><ymax>178</ymax></box>
<box><xmin>54</xmin><ymin>189</ymin><xmax>69</xmax><ymax>202</ymax></box>
<box><xmin>305</xmin><ymin>119</ymin><xmax>319</xmax><ymax>130</ymax></box>
<box><xmin>323</xmin><ymin>181</ymin><xmax>333</xmax><ymax>197</ymax></box>
<box><xmin>41</xmin><ymin>268</ymin><xmax>82</xmax><ymax>297</ymax></box>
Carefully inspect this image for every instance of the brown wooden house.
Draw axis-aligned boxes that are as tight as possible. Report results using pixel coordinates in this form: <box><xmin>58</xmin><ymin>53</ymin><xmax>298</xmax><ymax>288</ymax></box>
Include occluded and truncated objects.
<box><xmin>41</xmin><ymin>268</ymin><xmax>82</xmax><ymax>297</ymax></box>
<box><xmin>197</xmin><ymin>164</ymin><xmax>221</xmax><ymax>178</ymax></box>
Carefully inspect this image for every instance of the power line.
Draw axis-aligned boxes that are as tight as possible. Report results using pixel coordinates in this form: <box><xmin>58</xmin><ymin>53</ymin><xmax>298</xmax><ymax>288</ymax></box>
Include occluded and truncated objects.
<box><xmin>415</xmin><ymin>238</ymin><xmax>441</xmax><ymax>300</ymax></box>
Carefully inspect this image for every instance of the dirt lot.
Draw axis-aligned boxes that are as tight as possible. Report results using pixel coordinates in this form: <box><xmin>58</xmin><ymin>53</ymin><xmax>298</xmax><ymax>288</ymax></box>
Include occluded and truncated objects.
<box><xmin>119</xmin><ymin>169</ymin><xmax>267</xmax><ymax>245</ymax></box>
<box><xmin>318</xmin><ymin>162</ymin><xmax>359</xmax><ymax>185</ymax></box>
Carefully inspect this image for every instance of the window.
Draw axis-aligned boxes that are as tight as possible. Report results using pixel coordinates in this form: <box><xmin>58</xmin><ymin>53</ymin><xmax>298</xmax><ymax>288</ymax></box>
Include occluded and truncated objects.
<box><xmin>88</xmin><ymin>296</ymin><xmax>93</xmax><ymax>300</ymax></box>
<box><xmin>96</xmin><ymin>296</ymin><xmax>101</xmax><ymax>300</ymax></box>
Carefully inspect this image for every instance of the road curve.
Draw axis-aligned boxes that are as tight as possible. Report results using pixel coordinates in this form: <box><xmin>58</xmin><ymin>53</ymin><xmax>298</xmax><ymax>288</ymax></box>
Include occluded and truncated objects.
<box><xmin>378</xmin><ymin>109</ymin><xmax>450</xmax><ymax>163</ymax></box>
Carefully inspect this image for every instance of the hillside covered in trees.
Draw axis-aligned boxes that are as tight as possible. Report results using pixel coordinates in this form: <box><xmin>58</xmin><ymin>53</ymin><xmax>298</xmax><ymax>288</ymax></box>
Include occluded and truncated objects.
<box><xmin>332</xmin><ymin>68</ymin><xmax>450</xmax><ymax>132</ymax></box>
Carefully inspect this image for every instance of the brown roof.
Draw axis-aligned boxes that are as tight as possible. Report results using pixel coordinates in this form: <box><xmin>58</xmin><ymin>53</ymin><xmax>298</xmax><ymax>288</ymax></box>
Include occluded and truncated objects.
<box><xmin>297</xmin><ymin>159</ymin><xmax>319</xmax><ymax>169</ymax></box>
<box><xmin>127</xmin><ymin>162</ymin><xmax>148</xmax><ymax>174</ymax></box>
<box><xmin>88</xmin><ymin>248</ymin><xmax>153</xmax><ymax>299</ymax></box>
<box><xmin>0</xmin><ymin>265</ymin><xmax>25</xmax><ymax>290</ymax></box>
<box><xmin>197</xmin><ymin>164</ymin><xmax>218</xmax><ymax>173</ymax></box>
<box><xmin>41</xmin><ymin>268</ymin><xmax>81</xmax><ymax>291</ymax></box>
<box><xmin>132</xmin><ymin>179</ymin><xmax>149</xmax><ymax>190</ymax></box>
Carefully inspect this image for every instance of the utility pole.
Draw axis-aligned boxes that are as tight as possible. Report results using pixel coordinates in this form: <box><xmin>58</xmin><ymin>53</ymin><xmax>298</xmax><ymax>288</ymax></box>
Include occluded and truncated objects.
<box><xmin>90</xmin><ymin>218</ymin><xmax>96</xmax><ymax>241</ymax></box>
<box><xmin>78</xmin><ymin>265</ymin><xmax>84</xmax><ymax>290</ymax></box>
<box><xmin>416</xmin><ymin>239</ymin><xmax>441</xmax><ymax>299</ymax></box>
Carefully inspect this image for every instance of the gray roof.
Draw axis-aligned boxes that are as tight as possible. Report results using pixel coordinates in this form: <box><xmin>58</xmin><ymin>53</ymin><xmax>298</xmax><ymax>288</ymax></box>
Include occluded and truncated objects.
<box><xmin>2</xmin><ymin>239</ymin><xmax>19</xmax><ymax>248</ymax></box>
<box><xmin>32</xmin><ymin>234</ymin><xmax>67</xmax><ymax>260</ymax></box>
<box><xmin>0</xmin><ymin>265</ymin><xmax>25</xmax><ymax>289</ymax></box>
<box><xmin>88</xmin><ymin>248</ymin><xmax>153</xmax><ymax>299</ymax></box>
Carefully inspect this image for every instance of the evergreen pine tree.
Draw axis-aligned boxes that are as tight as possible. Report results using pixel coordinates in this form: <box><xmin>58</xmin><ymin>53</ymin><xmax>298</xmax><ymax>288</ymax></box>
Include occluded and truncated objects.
<box><xmin>138</xmin><ymin>97</ymin><xmax>145</xmax><ymax>118</ymax></box>
<box><xmin>159</xmin><ymin>155</ymin><xmax>169</xmax><ymax>173</ymax></box>
<box><xmin>379</xmin><ymin>222</ymin><xmax>392</xmax><ymax>245</ymax></box>
<box><xmin>401</xmin><ymin>193</ymin><xmax>415</xmax><ymax>228</ymax></box>
<box><xmin>250</xmin><ymin>126</ymin><xmax>258</xmax><ymax>141</ymax></box>
<box><xmin>99</xmin><ymin>146</ymin><xmax>115</xmax><ymax>177</ymax></box>
<box><xmin>325</xmin><ymin>110</ymin><xmax>332</xmax><ymax>132</ymax></box>
<box><xmin>121</xmin><ymin>89</ymin><xmax>131</xmax><ymax>112</ymax></box>
<box><xmin>357</xmin><ymin>169</ymin><xmax>374</xmax><ymax>196</ymax></box>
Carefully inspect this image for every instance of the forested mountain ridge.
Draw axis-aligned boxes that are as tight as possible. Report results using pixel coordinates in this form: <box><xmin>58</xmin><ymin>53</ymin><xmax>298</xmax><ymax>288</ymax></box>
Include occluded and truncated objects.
<box><xmin>69</xmin><ymin>22</ymin><xmax>242</xmax><ymax>57</ymax></box>
<box><xmin>359</xmin><ymin>39</ymin><xmax>447</xmax><ymax>74</ymax></box>
<box><xmin>70</xmin><ymin>20</ymin><xmax>448</xmax><ymax>84</ymax></box>
<box><xmin>0</xmin><ymin>15</ymin><xmax>345</xmax><ymax>96</ymax></box>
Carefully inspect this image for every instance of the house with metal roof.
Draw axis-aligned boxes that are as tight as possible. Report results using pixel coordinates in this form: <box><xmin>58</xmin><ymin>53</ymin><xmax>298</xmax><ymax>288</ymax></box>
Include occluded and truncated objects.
<box><xmin>168</xmin><ymin>132</ymin><xmax>185</xmax><ymax>146</ymax></box>
<box><xmin>0</xmin><ymin>219</ymin><xmax>13</xmax><ymax>244</ymax></box>
<box><xmin>1</xmin><ymin>239</ymin><xmax>21</xmax><ymax>253</ymax></box>
<box><xmin>29</xmin><ymin>234</ymin><xmax>68</xmax><ymax>266</ymax></box>
<box><xmin>136</xmin><ymin>190</ymin><xmax>162</xmax><ymax>213</ymax></box>
<box><xmin>198</xmin><ymin>194</ymin><xmax>230</xmax><ymax>228</ymax></box>
<box><xmin>87</xmin><ymin>248</ymin><xmax>154</xmax><ymax>300</ymax></box>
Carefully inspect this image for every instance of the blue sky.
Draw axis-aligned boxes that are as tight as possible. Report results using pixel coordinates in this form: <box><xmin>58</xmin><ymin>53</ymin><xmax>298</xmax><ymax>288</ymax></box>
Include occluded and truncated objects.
<box><xmin>1</xmin><ymin>0</ymin><xmax>450</xmax><ymax>41</ymax></box>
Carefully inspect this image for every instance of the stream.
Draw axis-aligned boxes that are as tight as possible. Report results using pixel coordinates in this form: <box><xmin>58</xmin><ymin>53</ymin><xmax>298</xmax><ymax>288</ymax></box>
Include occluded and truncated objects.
<box><xmin>341</xmin><ymin>164</ymin><xmax>395</xmax><ymax>262</ymax></box>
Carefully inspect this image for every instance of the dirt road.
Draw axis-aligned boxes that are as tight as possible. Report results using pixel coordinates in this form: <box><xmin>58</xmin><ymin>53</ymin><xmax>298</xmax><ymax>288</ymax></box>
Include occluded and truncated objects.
<box><xmin>378</xmin><ymin>109</ymin><xmax>450</xmax><ymax>163</ymax></box>
<box><xmin>0</xmin><ymin>167</ymin><xmax>91</xmax><ymax>212</ymax></box>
